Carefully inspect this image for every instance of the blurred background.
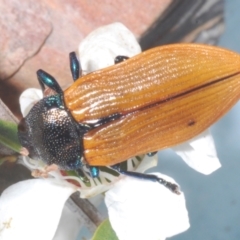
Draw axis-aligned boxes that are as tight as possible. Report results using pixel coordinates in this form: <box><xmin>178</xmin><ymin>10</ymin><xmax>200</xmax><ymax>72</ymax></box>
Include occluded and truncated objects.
<box><xmin>1</xmin><ymin>0</ymin><xmax>240</xmax><ymax>239</ymax></box>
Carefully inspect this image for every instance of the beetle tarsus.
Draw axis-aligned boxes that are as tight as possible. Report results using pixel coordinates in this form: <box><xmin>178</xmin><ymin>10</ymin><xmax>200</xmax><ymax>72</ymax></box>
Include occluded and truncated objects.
<box><xmin>157</xmin><ymin>178</ymin><xmax>181</xmax><ymax>195</ymax></box>
<box><xmin>89</xmin><ymin>166</ymin><xmax>100</xmax><ymax>178</ymax></box>
<box><xmin>69</xmin><ymin>52</ymin><xmax>82</xmax><ymax>81</ymax></box>
<box><xmin>147</xmin><ymin>151</ymin><xmax>158</xmax><ymax>157</ymax></box>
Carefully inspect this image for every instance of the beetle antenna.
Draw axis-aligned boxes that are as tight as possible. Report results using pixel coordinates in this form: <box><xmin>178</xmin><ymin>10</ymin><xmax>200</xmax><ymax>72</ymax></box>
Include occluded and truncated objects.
<box><xmin>37</xmin><ymin>69</ymin><xmax>63</xmax><ymax>95</ymax></box>
<box><xmin>69</xmin><ymin>52</ymin><xmax>82</xmax><ymax>81</ymax></box>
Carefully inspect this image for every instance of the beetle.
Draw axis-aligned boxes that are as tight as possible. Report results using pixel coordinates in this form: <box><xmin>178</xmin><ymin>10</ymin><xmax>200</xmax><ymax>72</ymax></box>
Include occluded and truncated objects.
<box><xmin>18</xmin><ymin>44</ymin><xmax>240</xmax><ymax>194</ymax></box>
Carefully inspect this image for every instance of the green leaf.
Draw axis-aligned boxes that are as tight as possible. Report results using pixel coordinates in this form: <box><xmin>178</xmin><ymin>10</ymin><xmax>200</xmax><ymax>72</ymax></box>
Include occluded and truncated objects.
<box><xmin>92</xmin><ymin>219</ymin><xmax>119</xmax><ymax>240</ymax></box>
<box><xmin>0</xmin><ymin>119</ymin><xmax>21</xmax><ymax>153</ymax></box>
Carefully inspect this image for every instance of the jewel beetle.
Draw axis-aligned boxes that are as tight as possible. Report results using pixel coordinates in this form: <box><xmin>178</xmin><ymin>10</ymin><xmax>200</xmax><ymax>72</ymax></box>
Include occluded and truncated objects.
<box><xmin>18</xmin><ymin>44</ymin><xmax>240</xmax><ymax>194</ymax></box>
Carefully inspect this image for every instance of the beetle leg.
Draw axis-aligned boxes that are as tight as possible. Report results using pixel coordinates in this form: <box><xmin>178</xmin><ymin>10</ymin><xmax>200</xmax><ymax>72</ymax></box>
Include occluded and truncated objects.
<box><xmin>76</xmin><ymin>165</ymin><xmax>101</xmax><ymax>186</ymax></box>
<box><xmin>147</xmin><ymin>151</ymin><xmax>158</xmax><ymax>157</ymax></box>
<box><xmin>111</xmin><ymin>164</ymin><xmax>181</xmax><ymax>195</ymax></box>
<box><xmin>37</xmin><ymin>70</ymin><xmax>63</xmax><ymax>94</ymax></box>
<box><xmin>69</xmin><ymin>52</ymin><xmax>82</xmax><ymax>81</ymax></box>
<box><xmin>114</xmin><ymin>55</ymin><xmax>129</xmax><ymax>64</ymax></box>
<box><xmin>89</xmin><ymin>166</ymin><xmax>100</xmax><ymax>178</ymax></box>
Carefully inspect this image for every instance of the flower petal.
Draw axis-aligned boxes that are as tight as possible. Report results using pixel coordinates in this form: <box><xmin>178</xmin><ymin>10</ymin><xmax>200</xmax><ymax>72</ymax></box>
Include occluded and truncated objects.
<box><xmin>52</xmin><ymin>203</ymin><xmax>83</xmax><ymax>240</ymax></box>
<box><xmin>78</xmin><ymin>22</ymin><xmax>141</xmax><ymax>73</ymax></box>
<box><xmin>0</xmin><ymin>179</ymin><xmax>76</xmax><ymax>240</ymax></box>
<box><xmin>173</xmin><ymin>130</ymin><xmax>221</xmax><ymax>175</ymax></box>
<box><xmin>105</xmin><ymin>173</ymin><xmax>189</xmax><ymax>240</ymax></box>
<box><xmin>19</xmin><ymin>88</ymin><xmax>43</xmax><ymax>117</ymax></box>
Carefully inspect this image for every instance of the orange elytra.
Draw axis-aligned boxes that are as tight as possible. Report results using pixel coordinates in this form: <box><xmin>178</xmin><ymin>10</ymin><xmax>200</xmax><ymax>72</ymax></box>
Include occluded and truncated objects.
<box><xmin>18</xmin><ymin>43</ymin><xmax>240</xmax><ymax>192</ymax></box>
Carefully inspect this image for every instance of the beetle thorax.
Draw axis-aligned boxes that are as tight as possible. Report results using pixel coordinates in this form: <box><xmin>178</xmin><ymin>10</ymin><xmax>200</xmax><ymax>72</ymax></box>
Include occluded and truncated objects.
<box><xmin>18</xmin><ymin>95</ymin><xmax>85</xmax><ymax>170</ymax></box>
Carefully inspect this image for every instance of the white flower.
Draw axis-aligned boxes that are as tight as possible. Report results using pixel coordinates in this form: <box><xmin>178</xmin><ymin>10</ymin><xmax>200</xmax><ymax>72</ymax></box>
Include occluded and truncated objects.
<box><xmin>105</xmin><ymin>173</ymin><xmax>189</xmax><ymax>240</ymax></box>
<box><xmin>1</xmin><ymin>22</ymin><xmax>222</xmax><ymax>240</ymax></box>
<box><xmin>173</xmin><ymin>130</ymin><xmax>220</xmax><ymax>175</ymax></box>
<box><xmin>0</xmin><ymin>179</ymin><xmax>78</xmax><ymax>240</ymax></box>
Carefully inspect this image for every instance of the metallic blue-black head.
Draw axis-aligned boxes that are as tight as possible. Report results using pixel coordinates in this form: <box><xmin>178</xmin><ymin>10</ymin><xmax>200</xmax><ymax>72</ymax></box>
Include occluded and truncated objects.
<box><xmin>18</xmin><ymin>70</ymin><xmax>87</xmax><ymax>170</ymax></box>
<box><xmin>18</xmin><ymin>93</ymin><xmax>85</xmax><ymax>170</ymax></box>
